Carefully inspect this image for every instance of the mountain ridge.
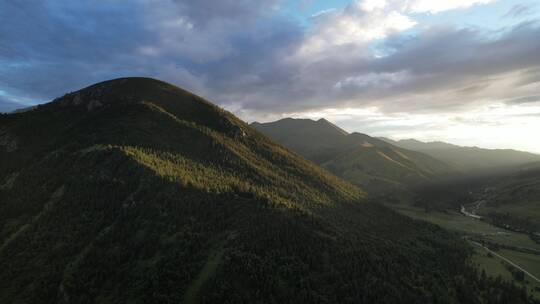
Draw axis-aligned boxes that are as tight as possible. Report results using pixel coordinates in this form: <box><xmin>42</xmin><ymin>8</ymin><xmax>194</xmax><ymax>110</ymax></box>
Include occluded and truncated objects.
<box><xmin>380</xmin><ymin>137</ymin><xmax>540</xmax><ymax>171</ymax></box>
<box><xmin>252</xmin><ymin>118</ymin><xmax>457</xmax><ymax>197</ymax></box>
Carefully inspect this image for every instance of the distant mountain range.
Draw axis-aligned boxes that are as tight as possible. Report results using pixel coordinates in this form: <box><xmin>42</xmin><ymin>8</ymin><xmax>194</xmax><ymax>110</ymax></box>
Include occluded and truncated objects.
<box><xmin>381</xmin><ymin>138</ymin><xmax>540</xmax><ymax>171</ymax></box>
<box><xmin>2</xmin><ymin>78</ymin><xmax>525</xmax><ymax>303</ymax></box>
<box><xmin>252</xmin><ymin>118</ymin><xmax>456</xmax><ymax>196</ymax></box>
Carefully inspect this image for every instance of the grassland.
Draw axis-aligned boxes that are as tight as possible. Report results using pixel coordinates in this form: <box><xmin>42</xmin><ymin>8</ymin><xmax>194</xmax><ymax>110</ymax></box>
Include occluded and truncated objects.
<box><xmin>471</xmin><ymin>246</ymin><xmax>513</xmax><ymax>279</ymax></box>
<box><xmin>472</xmin><ymin>246</ymin><xmax>540</xmax><ymax>299</ymax></box>
<box><xmin>391</xmin><ymin>204</ymin><xmax>502</xmax><ymax>235</ymax></box>
<box><xmin>498</xmin><ymin>249</ymin><xmax>540</xmax><ymax>281</ymax></box>
<box><xmin>484</xmin><ymin>233</ymin><xmax>540</xmax><ymax>252</ymax></box>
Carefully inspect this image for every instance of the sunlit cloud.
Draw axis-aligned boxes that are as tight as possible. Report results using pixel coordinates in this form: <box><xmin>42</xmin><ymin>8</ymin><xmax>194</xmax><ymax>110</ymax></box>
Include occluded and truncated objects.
<box><xmin>405</xmin><ymin>0</ymin><xmax>495</xmax><ymax>14</ymax></box>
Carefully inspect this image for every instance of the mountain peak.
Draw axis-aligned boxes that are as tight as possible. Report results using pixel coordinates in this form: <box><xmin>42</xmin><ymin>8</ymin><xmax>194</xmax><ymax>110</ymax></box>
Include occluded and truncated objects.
<box><xmin>53</xmin><ymin>77</ymin><xmax>186</xmax><ymax>110</ymax></box>
<box><xmin>316</xmin><ymin>118</ymin><xmax>349</xmax><ymax>135</ymax></box>
<box><xmin>251</xmin><ymin>117</ymin><xmax>350</xmax><ymax>142</ymax></box>
<box><xmin>46</xmin><ymin>77</ymin><xmax>250</xmax><ymax>139</ymax></box>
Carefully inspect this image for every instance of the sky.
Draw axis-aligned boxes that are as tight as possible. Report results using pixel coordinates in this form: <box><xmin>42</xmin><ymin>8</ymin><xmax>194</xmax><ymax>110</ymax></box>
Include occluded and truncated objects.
<box><xmin>1</xmin><ymin>0</ymin><xmax>540</xmax><ymax>153</ymax></box>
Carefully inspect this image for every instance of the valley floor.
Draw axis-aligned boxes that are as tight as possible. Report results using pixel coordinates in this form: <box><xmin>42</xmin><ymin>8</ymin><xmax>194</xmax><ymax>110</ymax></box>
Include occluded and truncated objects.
<box><xmin>391</xmin><ymin>204</ymin><xmax>540</xmax><ymax>299</ymax></box>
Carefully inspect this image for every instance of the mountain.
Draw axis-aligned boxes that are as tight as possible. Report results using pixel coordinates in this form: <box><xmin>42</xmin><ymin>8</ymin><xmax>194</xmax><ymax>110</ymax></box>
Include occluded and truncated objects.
<box><xmin>381</xmin><ymin>138</ymin><xmax>540</xmax><ymax>171</ymax></box>
<box><xmin>251</xmin><ymin>118</ymin><xmax>349</xmax><ymax>164</ymax></box>
<box><xmin>252</xmin><ymin>118</ymin><xmax>456</xmax><ymax>196</ymax></box>
<box><xmin>0</xmin><ymin>78</ymin><xmax>531</xmax><ymax>303</ymax></box>
<box><xmin>382</xmin><ymin>138</ymin><xmax>460</xmax><ymax>150</ymax></box>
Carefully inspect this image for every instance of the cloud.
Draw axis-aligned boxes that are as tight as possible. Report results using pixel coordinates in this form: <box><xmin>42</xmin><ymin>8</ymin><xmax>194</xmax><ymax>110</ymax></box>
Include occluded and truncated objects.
<box><xmin>504</xmin><ymin>95</ymin><xmax>540</xmax><ymax>104</ymax></box>
<box><xmin>195</xmin><ymin>1</ymin><xmax>539</xmax><ymax>117</ymax></box>
<box><xmin>404</xmin><ymin>0</ymin><xmax>494</xmax><ymax>14</ymax></box>
<box><xmin>350</xmin><ymin>0</ymin><xmax>495</xmax><ymax>14</ymax></box>
<box><xmin>0</xmin><ymin>0</ymin><xmax>282</xmax><ymax>105</ymax></box>
<box><xmin>1</xmin><ymin>0</ymin><xmax>539</xmax><ymax>123</ymax></box>
<box><xmin>294</xmin><ymin>1</ymin><xmax>416</xmax><ymax>60</ymax></box>
<box><xmin>215</xmin><ymin>19</ymin><xmax>540</xmax><ymax>116</ymax></box>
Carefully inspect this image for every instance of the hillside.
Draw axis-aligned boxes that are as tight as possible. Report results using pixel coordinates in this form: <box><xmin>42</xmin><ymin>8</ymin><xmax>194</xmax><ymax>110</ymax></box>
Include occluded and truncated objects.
<box><xmin>0</xmin><ymin>78</ymin><xmax>532</xmax><ymax>303</ymax></box>
<box><xmin>475</xmin><ymin>163</ymin><xmax>540</xmax><ymax>233</ymax></box>
<box><xmin>382</xmin><ymin>138</ymin><xmax>540</xmax><ymax>171</ymax></box>
<box><xmin>252</xmin><ymin>118</ymin><xmax>456</xmax><ymax>197</ymax></box>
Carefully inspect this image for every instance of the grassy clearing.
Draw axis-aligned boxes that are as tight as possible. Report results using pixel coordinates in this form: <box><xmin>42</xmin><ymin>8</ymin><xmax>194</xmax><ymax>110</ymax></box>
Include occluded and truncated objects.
<box><xmin>0</xmin><ymin>186</ymin><xmax>65</xmax><ymax>254</ymax></box>
<box><xmin>484</xmin><ymin>233</ymin><xmax>540</xmax><ymax>252</ymax></box>
<box><xmin>472</xmin><ymin>246</ymin><xmax>540</xmax><ymax>299</ymax></box>
<box><xmin>498</xmin><ymin>249</ymin><xmax>540</xmax><ymax>280</ymax></box>
<box><xmin>391</xmin><ymin>204</ymin><xmax>502</xmax><ymax>235</ymax></box>
<box><xmin>471</xmin><ymin>246</ymin><xmax>512</xmax><ymax>279</ymax></box>
<box><xmin>183</xmin><ymin>237</ymin><xmax>230</xmax><ymax>304</ymax></box>
<box><xmin>474</xmin><ymin>245</ymin><xmax>540</xmax><ymax>298</ymax></box>
<box><xmin>392</xmin><ymin>204</ymin><xmax>540</xmax><ymax>250</ymax></box>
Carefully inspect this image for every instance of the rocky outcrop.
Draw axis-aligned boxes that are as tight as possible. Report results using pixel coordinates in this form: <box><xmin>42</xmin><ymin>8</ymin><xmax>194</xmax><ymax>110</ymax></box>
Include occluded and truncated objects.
<box><xmin>218</xmin><ymin>117</ymin><xmax>247</xmax><ymax>139</ymax></box>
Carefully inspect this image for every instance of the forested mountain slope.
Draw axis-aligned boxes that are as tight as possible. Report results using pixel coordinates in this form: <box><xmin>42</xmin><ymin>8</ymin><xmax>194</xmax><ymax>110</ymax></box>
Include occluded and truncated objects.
<box><xmin>252</xmin><ymin>118</ymin><xmax>456</xmax><ymax>195</ymax></box>
<box><xmin>0</xmin><ymin>78</ymin><xmax>533</xmax><ymax>303</ymax></box>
